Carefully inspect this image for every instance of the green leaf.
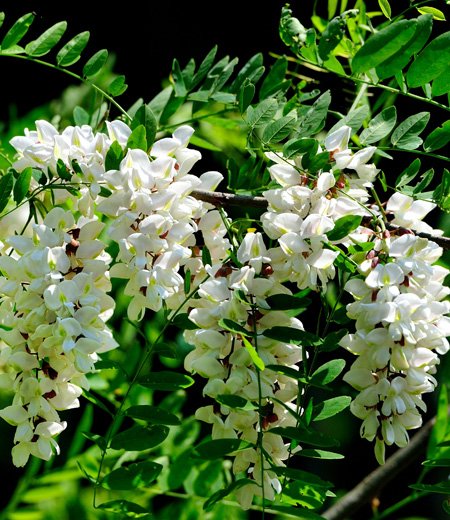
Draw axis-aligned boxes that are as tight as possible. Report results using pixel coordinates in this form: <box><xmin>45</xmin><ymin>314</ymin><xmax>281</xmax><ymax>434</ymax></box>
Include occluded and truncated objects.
<box><xmin>191</xmin><ymin>45</ymin><xmax>217</xmax><ymax>90</ymax></box>
<box><xmin>0</xmin><ymin>171</ymin><xmax>14</xmax><ymax>213</ymax></box>
<box><xmin>82</xmin><ymin>389</ymin><xmax>114</xmax><ymax>416</ymax></box>
<box><xmin>105</xmin><ymin>140</ymin><xmax>124</xmax><ymax>171</ymax></box>
<box><xmin>202</xmin><ymin>244</ymin><xmax>212</xmax><ymax>267</ymax></box>
<box><xmin>247</xmin><ymin>98</ymin><xmax>278</xmax><ymax>128</ymax></box>
<box><xmin>101</xmin><ymin>461</ymin><xmax>162</xmax><ymax>490</ymax></box>
<box><xmin>203</xmin><ymin>479</ymin><xmax>256</xmax><ymax>511</ymax></box>
<box><xmin>242</xmin><ymin>336</ymin><xmax>265</xmax><ymax>371</ymax></box>
<box><xmin>266</xmin><ymin>294</ymin><xmax>312</xmax><ymax>311</ymax></box>
<box><xmin>409</xmin><ymin>482</ymin><xmax>450</xmax><ymax>494</ymax></box>
<box><xmin>424</xmin><ymin>120</ymin><xmax>450</xmax><ymax>151</ymax></box>
<box><xmin>73</xmin><ymin>106</ymin><xmax>89</xmax><ymax>127</ymax></box>
<box><xmin>262</xmin><ymin>114</ymin><xmax>297</xmax><ymax>143</ymax></box>
<box><xmin>189</xmin><ymin>135</ymin><xmax>221</xmax><ymax>152</ymax></box>
<box><xmin>376</xmin><ymin>14</ymin><xmax>433</xmax><ymax>81</ymax></box>
<box><xmin>138</xmin><ymin>371</ymin><xmax>195</xmax><ymax>391</ymax></box>
<box><xmin>83</xmin><ymin>49</ymin><xmax>108</xmax><ymax>77</ymax></box>
<box><xmin>327</xmin><ymin>105</ymin><xmax>369</xmax><ymax>135</ymax></box>
<box><xmin>171</xmin><ymin>59</ymin><xmax>187</xmax><ymax>98</ymax></box>
<box><xmin>0</xmin><ymin>13</ymin><xmax>4</xmax><ymax>30</ymax></box>
<box><xmin>218</xmin><ymin>318</ymin><xmax>250</xmax><ymax>337</ymax></box>
<box><xmin>239</xmin><ymin>79</ymin><xmax>255</xmax><ymax>113</ymax></box>
<box><xmin>172</xmin><ymin>312</ymin><xmax>199</xmax><ymax>330</ymax></box>
<box><xmin>13</xmin><ymin>168</ymin><xmax>32</xmax><ymax>204</ymax></box>
<box><xmin>351</xmin><ymin>19</ymin><xmax>417</xmax><ymax>74</ymax></box>
<box><xmin>378</xmin><ymin>0</ymin><xmax>391</xmax><ymax>18</ymax></box>
<box><xmin>360</xmin><ymin>106</ymin><xmax>397</xmax><ymax>144</ymax></box>
<box><xmin>97</xmin><ymin>500</ymin><xmax>150</xmax><ymax>518</ymax></box>
<box><xmin>417</xmin><ymin>6</ymin><xmax>446</xmax><ymax>20</ymax></box>
<box><xmin>192</xmin><ymin>438</ymin><xmax>254</xmax><ymax>459</ymax></box>
<box><xmin>297</xmin><ymin>449</ymin><xmax>344</xmax><ymax>459</ymax></box>
<box><xmin>31</xmin><ymin>167</ymin><xmax>47</xmax><ymax>185</ymax></box>
<box><xmin>433</xmin><ymin>168</ymin><xmax>450</xmax><ymax>212</ymax></box>
<box><xmin>260</xmin><ymin>55</ymin><xmax>287</xmax><ymax>99</ymax></box>
<box><xmin>422</xmin><ymin>459</ymin><xmax>450</xmax><ymax>467</ymax></box>
<box><xmin>412</xmin><ymin>168</ymin><xmax>434</xmax><ymax>195</ymax></box>
<box><xmin>310</xmin><ymin>359</ymin><xmax>346</xmax><ymax>386</ymax></box>
<box><xmin>123</xmin><ymin>405</ymin><xmax>181</xmax><ymax>425</ymax></box>
<box><xmin>303</xmin><ymin>151</ymin><xmax>330</xmax><ymax>174</ymax></box>
<box><xmin>110</xmin><ymin>424</ymin><xmax>169</xmax><ymax>451</ymax></box>
<box><xmin>81</xmin><ymin>431</ymin><xmax>107</xmax><ymax>451</ymax></box>
<box><xmin>326</xmin><ymin>215</ymin><xmax>362</xmax><ymax>241</ymax></box>
<box><xmin>108</xmin><ymin>75</ymin><xmax>128</xmax><ymax>97</ymax></box>
<box><xmin>297</xmin><ymin>90</ymin><xmax>331</xmax><ymax>138</ymax></box>
<box><xmin>321</xmin><ymin>329</ymin><xmax>349</xmax><ymax>353</ymax></box>
<box><xmin>312</xmin><ymin>396</ymin><xmax>352</xmax><ymax>421</ymax></box>
<box><xmin>126</xmin><ymin>125</ymin><xmax>147</xmax><ymax>152</ymax></box>
<box><xmin>267</xmin><ymin>426</ymin><xmax>340</xmax><ymax>448</ymax></box>
<box><xmin>56</xmin><ymin>31</ymin><xmax>89</xmax><ymax>67</ymax></box>
<box><xmin>230</xmin><ymin>52</ymin><xmax>264</xmax><ymax>93</ymax></box>
<box><xmin>265</xmin><ymin>365</ymin><xmax>329</xmax><ymax>390</ymax></box>
<box><xmin>216</xmin><ymin>394</ymin><xmax>257</xmax><ymax>411</ymax></box>
<box><xmin>25</xmin><ymin>21</ymin><xmax>67</xmax><ymax>57</ymax></box>
<box><xmin>318</xmin><ymin>18</ymin><xmax>345</xmax><ymax>61</ymax></box>
<box><xmin>395</xmin><ymin>158</ymin><xmax>421</xmax><ymax>188</ymax></box>
<box><xmin>1</xmin><ymin>13</ymin><xmax>34</xmax><ymax>50</ymax></box>
<box><xmin>263</xmin><ymin>327</ymin><xmax>323</xmax><ymax>347</ymax></box>
<box><xmin>391</xmin><ymin>112</ymin><xmax>430</xmax><ymax>150</ymax></box>
<box><xmin>407</xmin><ymin>32</ymin><xmax>450</xmax><ymax>88</ymax></box>
<box><xmin>282</xmin><ymin>138</ymin><xmax>317</xmax><ymax>160</ymax></box>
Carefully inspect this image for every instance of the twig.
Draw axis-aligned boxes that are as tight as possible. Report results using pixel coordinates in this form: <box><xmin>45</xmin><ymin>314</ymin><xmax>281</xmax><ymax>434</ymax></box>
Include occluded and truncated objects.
<box><xmin>321</xmin><ymin>417</ymin><xmax>435</xmax><ymax>520</ymax></box>
<box><xmin>191</xmin><ymin>189</ymin><xmax>450</xmax><ymax>250</ymax></box>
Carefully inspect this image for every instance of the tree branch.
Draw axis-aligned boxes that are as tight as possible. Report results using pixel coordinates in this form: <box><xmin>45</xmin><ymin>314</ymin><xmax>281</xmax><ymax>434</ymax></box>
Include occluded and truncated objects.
<box><xmin>192</xmin><ymin>190</ymin><xmax>450</xmax><ymax>250</ymax></box>
<box><xmin>321</xmin><ymin>417</ymin><xmax>435</xmax><ymax>520</ymax></box>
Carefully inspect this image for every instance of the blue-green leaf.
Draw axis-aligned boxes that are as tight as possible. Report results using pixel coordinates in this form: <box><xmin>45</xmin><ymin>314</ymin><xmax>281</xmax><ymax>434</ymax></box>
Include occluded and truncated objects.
<box><xmin>391</xmin><ymin>112</ymin><xmax>430</xmax><ymax>150</ymax></box>
<box><xmin>359</xmin><ymin>106</ymin><xmax>397</xmax><ymax>144</ymax></box>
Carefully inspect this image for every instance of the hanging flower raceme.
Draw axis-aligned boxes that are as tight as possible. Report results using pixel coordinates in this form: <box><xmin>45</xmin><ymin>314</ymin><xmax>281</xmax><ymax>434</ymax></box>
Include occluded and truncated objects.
<box><xmin>340</xmin><ymin>198</ymin><xmax>450</xmax><ymax>464</ymax></box>
<box><xmin>183</xmin><ymin>229</ymin><xmax>305</xmax><ymax>509</ymax></box>
<box><xmin>261</xmin><ymin>124</ymin><xmax>379</xmax><ymax>292</ymax></box>
<box><xmin>0</xmin><ymin>208</ymin><xmax>117</xmax><ymax>466</ymax></box>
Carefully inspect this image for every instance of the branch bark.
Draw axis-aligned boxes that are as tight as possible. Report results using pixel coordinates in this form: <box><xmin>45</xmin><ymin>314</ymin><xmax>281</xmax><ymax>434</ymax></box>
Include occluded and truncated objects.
<box><xmin>191</xmin><ymin>190</ymin><xmax>450</xmax><ymax>250</ymax></box>
<box><xmin>321</xmin><ymin>417</ymin><xmax>435</xmax><ymax>520</ymax></box>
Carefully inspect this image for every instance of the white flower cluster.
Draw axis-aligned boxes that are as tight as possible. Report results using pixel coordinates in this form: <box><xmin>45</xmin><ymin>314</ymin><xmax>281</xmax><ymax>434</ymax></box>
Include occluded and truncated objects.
<box><xmin>0</xmin><ymin>207</ymin><xmax>116</xmax><ymax>466</ymax></box>
<box><xmin>341</xmin><ymin>202</ymin><xmax>450</xmax><ymax>463</ymax></box>
<box><xmin>261</xmin><ymin>125</ymin><xmax>379</xmax><ymax>291</ymax></box>
<box><xmin>184</xmin><ymin>230</ymin><xmax>304</xmax><ymax>509</ymax></box>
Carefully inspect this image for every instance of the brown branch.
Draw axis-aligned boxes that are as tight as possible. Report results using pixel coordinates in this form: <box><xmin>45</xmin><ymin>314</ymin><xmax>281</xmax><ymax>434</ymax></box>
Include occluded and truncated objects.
<box><xmin>321</xmin><ymin>416</ymin><xmax>435</xmax><ymax>520</ymax></box>
<box><xmin>192</xmin><ymin>190</ymin><xmax>450</xmax><ymax>250</ymax></box>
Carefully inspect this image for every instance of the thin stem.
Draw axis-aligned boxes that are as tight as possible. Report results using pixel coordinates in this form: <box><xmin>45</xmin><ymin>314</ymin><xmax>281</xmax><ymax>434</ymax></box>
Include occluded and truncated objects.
<box><xmin>377</xmin><ymin>146</ymin><xmax>450</xmax><ymax>164</ymax></box>
<box><xmin>3</xmin><ymin>54</ymin><xmax>131</xmax><ymax>122</ymax></box>
<box><xmin>159</xmin><ymin>108</ymin><xmax>236</xmax><ymax>131</ymax></box>
<box><xmin>93</xmin><ymin>275</ymin><xmax>209</xmax><ymax>507</ymax></box>
<box><xmin>370</xmin><ymin>491</ymin><xmax>430</xmax><ymax>520</ymax></box>
<box><xmin>0</xmin><ymin>151</ymin><xmax>13</xmax><ymax>166</ymax></box>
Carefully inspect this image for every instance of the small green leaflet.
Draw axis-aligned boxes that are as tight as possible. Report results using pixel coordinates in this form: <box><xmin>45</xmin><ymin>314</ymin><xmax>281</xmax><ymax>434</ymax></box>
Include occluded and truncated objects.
<box><xmin>239</xmin><ymin>79</ymin><xmax>255</xmax><ymax>113</ymax></box>
<box><xmin>13</xmin><ymin>168</ymin><xmax>32</xmax><ymax>204</ymax></box>
<box><xmin>242</xmin><ymin>336</ymin><xmax>265</xmax><ymax>371</ymax></box>
<box><xmin>433</xmin><ymin>169</ymin><xmax>450</xmax><ymax>212</ymax></box>
<box><xmin>282</xmin><ymin>138</ymin><xmax>317</xmax><ymax>159</ymax></box>
<box><xmin>327</xmin><ymin>105</ymin><xmax>369</xmax><ymax>135</ymax></box>
<box><xmin>203</xmin><ymin>479</ymin><xmax>256</xmax><ymax>511</ymax></box>
<box><xmin>171</xmin><ymin>59</ymin><xmax>187</xmax><ymax>98</ymax></box>
<box><xmin>215</xmin><ymin>394</ymin><xmax>257</xmax><ymax>411</ymax></box>
<box><xmin>263</xmin><ymin>327</ymin><xmax>322</xmax><ymax>347</ymax></box>
<box><xmin>422</xmin><ymin>459</ymin><xmax>450</xmax><ymax>467</ymax></box>
<box><xmin>417</xmin><ymin>6</ymin><xmax>446</xmax><ymax>20</ymax></box>
<box><xmin>407</xmin><ymin>32</ymin><xmax>450</xmax><ymax>88</ymax></box>
<box><xmin>265</xmin><ymin>364</ymin><xmax>329</xmax><ymax>390</ymax></box>
<box><xmin>318</xmin><ymin>17</ymin><xmax>345</xmax><ymax>61</ymax></box>
<box><xmin>359</xmin><ymin>106</ymin><xmax>397</xmax><ymax>145</ymax></box>
<box><xmin>97</xmin><ymin>500</ymin><xmax>151</xmax><ymax>518</ymax></box>
<box><xmin>296</xmin><ymin>90</ymin><xmax>331</xmax><ymax>138</ymax></box>
<box><xmin>326</xmin><ymin>215</ymin><xmax>362</xmax><ymax>242</ymax></box>
<box><xmin>309</xmin><ymin>359</ymin><xmax>346</xmax><ymax>386</ymax></box>
<box><xmin>0</xmin><ymin>172</ymin><xmax>14</xmax><ymax>213</ymax></box>
<box><xmin>83</xmin><ymin>49</ymin><xmax>108</xmax><ymax>78</ymax></box>
<box><xmin>391</xmin><ymin>112</ymin><xmax>430</xmax><ymax>150</ymax></box>
<box><xmin>25</xmin><ymin>21</ymin><xmax>67</xmax><ymax>57</ymax></box>
<box><xmin>267</xmin><ymin>426</ymin><xmax>340</xmax><ymax>448</ymax></box>
<box><xmin>424</xmin><ymin>120</ymin><xmax>450</xmax><ymax>151</ymax></box>
<box><xmin>218</xmin><ymin>318</ymin><xmax>250</xmax><ymax>337</ymax></box>
<box><xmin>192</xmin><ymin>438</ymin><xmax>255</xmax><ymax>459</ymax></box>
<box><xmin>247</xmin><ymin>98</ymin><xmax>278</xmax><ymax>128</ymax></box>
<box><xmin>56</xmin><ymin>31</ymin><xmax>90</xmax><ymax>67</ymax></box>
<box><xmin>138</xmin><ymin>371</ymin><xmax>195</xmax><ymax>391</ymax></box>
<box><xmin>297</xmin><ymin>449</ymin><xmax>344</xmax><ymax>459</ymax></box>
<box><xmin>395</xmin><ymin>158</ymin><xmax>421</xmax><ymax>188</ymax></box>
<box><xmin>122</xmin><ymin>405</ymin><xmax>181</xmax><ymax>425</ymax></box>
<box><xmin>378</xmin><ymin>0</ymin><xmax>391</xmax><ymax>18</ymax></box>
<box><xmin>1</xmin><ymin>13</ymin><xmax>34</xmax><ymax>50</ymax></box>
<box><xmin>410</xmin><ymin>482</ymin><xmax>450</xmax><ymax>494</ymax></box>
<box><xmin>73</xmin><ymin>106</ymin><xmax>89</xmax><ymax>127</ymax></box>
<box><xmin>262</xmin><ymin>114</ymin><xmax>297</xmax><ymax>143</ymax></box>
<box><xmin>101</xmin><ymin>461</ymin><xmax>162</xmax><ymax>490</ymax></box>
<box><xmin>259</xmin><ymin>55</ymin><xmax>287</xmax><ymax>99</ymax></box>
<box><xmin>108</xmin><ymin>75</ymin><xmax>128</xmax><ymax>97</ymax></box>
<box><xmin>351</xmin><ymin>19</ymin><xmax>417</xmax><ymax>74</ymax></box>
<box><xmin>126</xmin><ymin>125</ymin><xmax>147</xmax><ymax>152</ymax></box>
<box><xmin>110</xmin><ymin>424</ymin><xmax>169</xmax><ymax>451</ymax></box>
<box><xmin>105</xmin><ymin>140</ymin><xmax>124</xmax><ymax>171</ymax></box>
<box><xmin>312</xmin><ymin>396</ymin><xmax>352</xmax><ymax>421</ymax></box>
